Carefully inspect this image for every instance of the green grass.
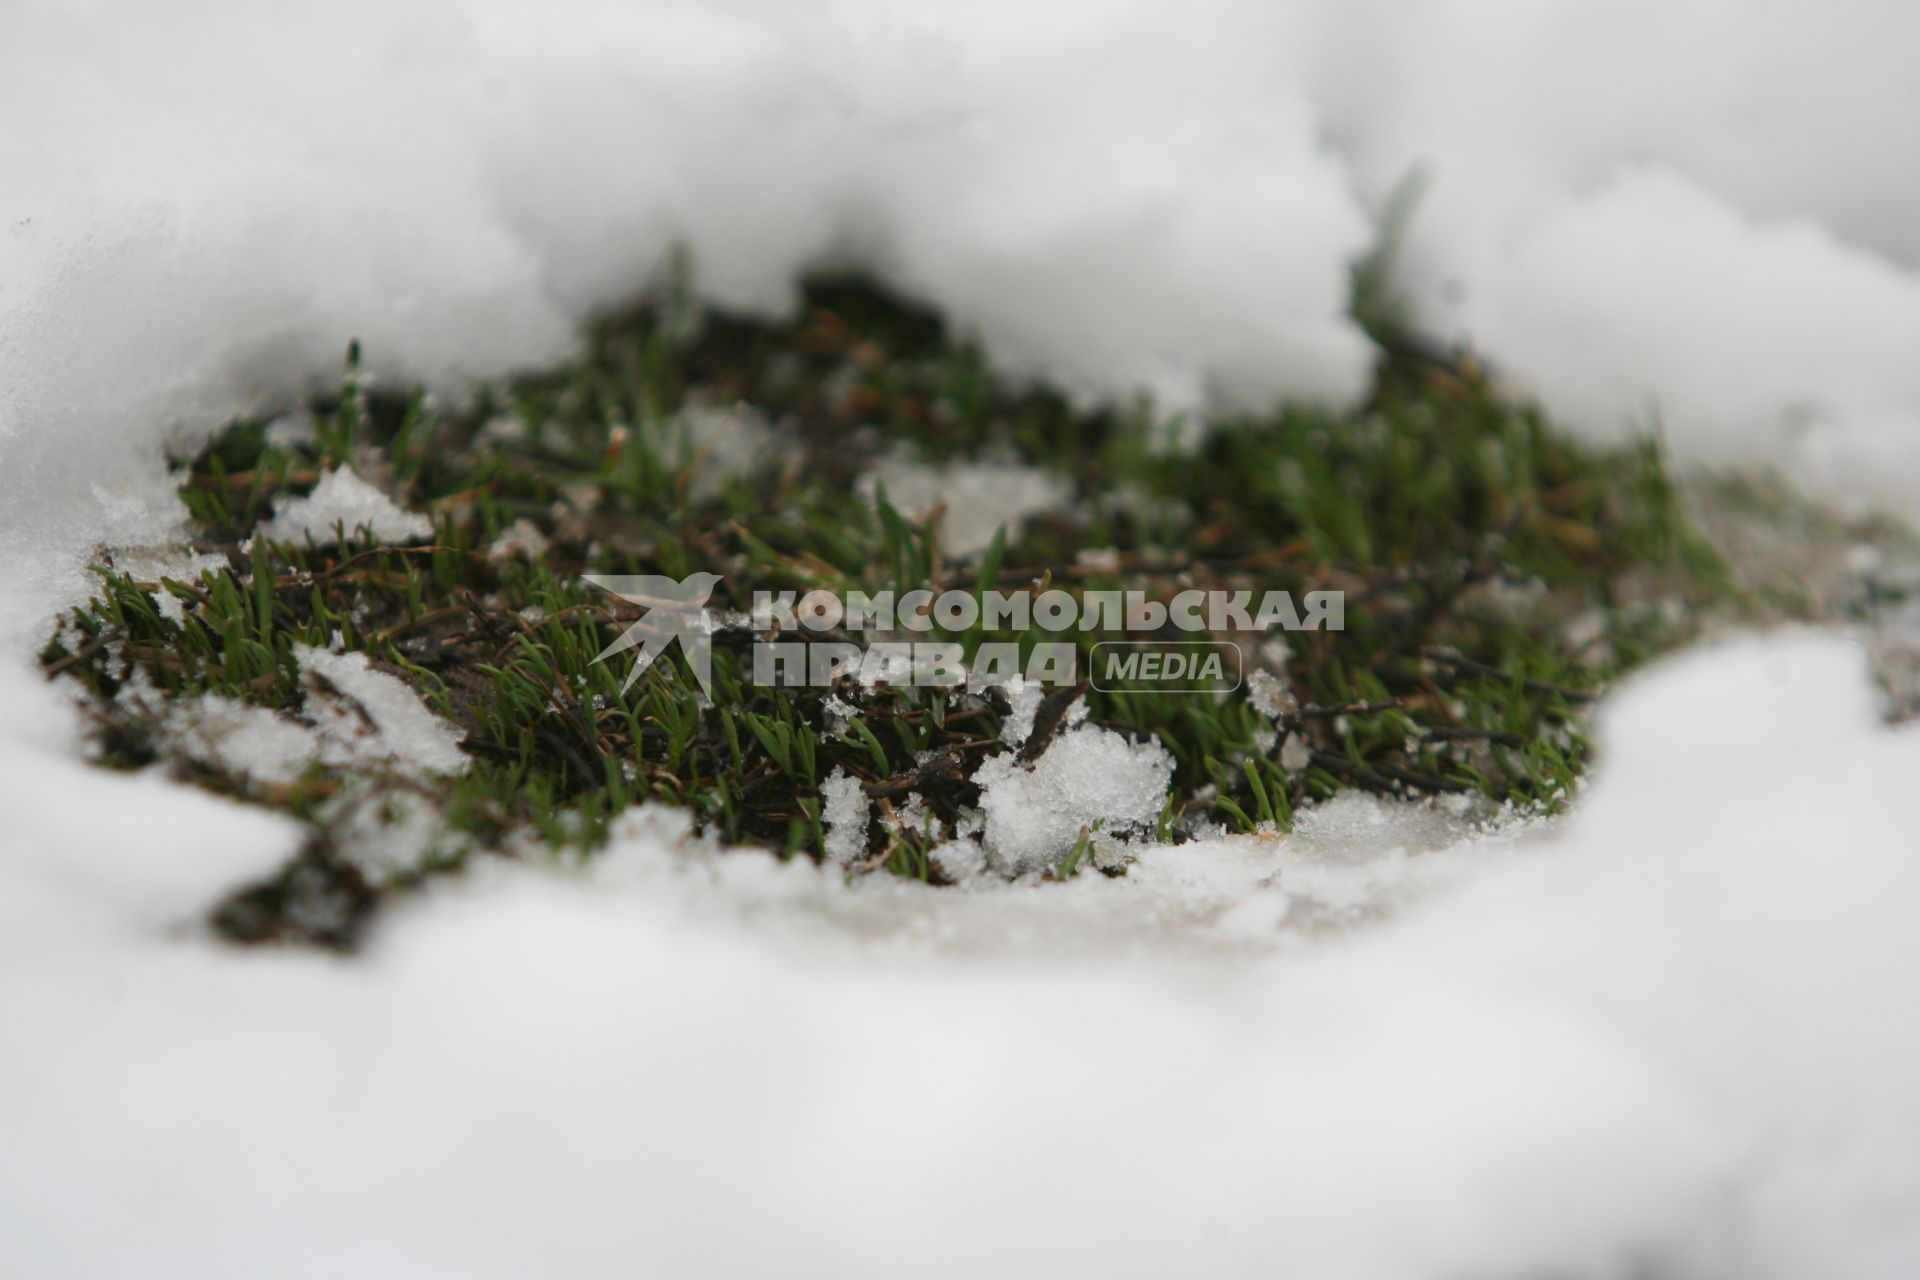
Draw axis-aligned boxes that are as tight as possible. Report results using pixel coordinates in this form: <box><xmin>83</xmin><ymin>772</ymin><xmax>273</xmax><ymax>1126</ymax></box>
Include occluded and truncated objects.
<box><xmin>40</xmin><ymin>271</ymin><xmax>1740</xmax><ymax>943</ymax></box>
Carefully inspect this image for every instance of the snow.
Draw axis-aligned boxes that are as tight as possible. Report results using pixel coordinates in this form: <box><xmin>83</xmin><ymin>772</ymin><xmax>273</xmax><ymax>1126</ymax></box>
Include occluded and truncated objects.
<box><xmin>992</xmin><ymin>673</ymin><xmax>1048</xmax><ymax>747</ymax></box>
<box><xmin>103</xmin><ymin>543</ymin><xmax>229</xmax><ymax>623</ymax></box>
<box><xmin>4</xmin><ymin>1</ymin><xmax>1920</xmax><ymax>632</ymax></box>
<box><xmin>970</xmin><ymin>722</ymin><xmax>1176</xmax><ymax>875</ymax></box>
<box><xmin>3</xmin><ymin>4</ymin><xmax>1920</xmax><ymax>1273</ymax></box>
<box><xmin>3</xmin><ymin>635</ymin><xmax>1919</xmax><ymax>1276</ymax></box>
<box><xmin>1304</xmin><ymin>1</ymin><xmax>1920</xmax><ymax>502</ymax></box>
<box><xmin>164</xmin><ymin>691</ymin><xmax>330</xmax><ymax>787</ymax></box>
<box><xmin>1458</xmin><ymin>165</ymin><xmax>1920</xmax><ymax>503</ymax></box>
<box><xmin>0</xmin><ymin>0</ymin><xmax>1368</xmax><ymax>636</ymax></box>
<box><xmin>294</xmin><ymin>645</ymin><xmax>470</xmax><ymax>776</ymax></box>
<box><xmin>671</xmin><ymin>403</ymin><xmax>792</xmax><ymax>501</ymax></box>
<box><xmin>858</xmin><ymin>454</ymin><xmax>1072</xmax><ymax>559</ymax></box>
<box><xmin>121</xmin><ymin>642</ymin><xmax>469</xmax><ymax>786</ymax></box>
<box><xmin>818</xmin><ymin>766</ymin><xmax>870</xmax><ymax>865</ymax></box>
<box><xmin>258</xmin><ymin>467</ymin><xmax>434</xmax><ymax>545</ymax></box>
<box><xmin>325</xmin><ymin>784</ymin><xmax>456</xmax><ymax>884</ymax></box>
<box><xmin>0</xmin><ymin>664</ymin><xmax>304</xmax><ymax>942</ymax></box>
<box><xmin>485</xmin><ymin>517</ymin><xmax>549</xmax><ymax>562</ymax></box>
<box><xmin>1246</xmin><ymin>667</ymin><xmax>1296</xmax><ymax>720</ymax></box>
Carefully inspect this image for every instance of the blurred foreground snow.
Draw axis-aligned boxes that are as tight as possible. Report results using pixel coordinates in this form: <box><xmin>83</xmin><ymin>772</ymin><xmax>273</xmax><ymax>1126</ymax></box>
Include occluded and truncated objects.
<box><xmin>4</xmin><ymin>636</ymin><xmax>1917</xmax><ymax>1277</ymax></box>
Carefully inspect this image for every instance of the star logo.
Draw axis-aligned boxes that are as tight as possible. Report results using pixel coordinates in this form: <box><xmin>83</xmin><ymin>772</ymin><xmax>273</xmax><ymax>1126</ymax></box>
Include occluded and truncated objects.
<box><xmin>582</xmin><ymin>572</ymin><xmax>723</xmax><ymax>698</ymax></box>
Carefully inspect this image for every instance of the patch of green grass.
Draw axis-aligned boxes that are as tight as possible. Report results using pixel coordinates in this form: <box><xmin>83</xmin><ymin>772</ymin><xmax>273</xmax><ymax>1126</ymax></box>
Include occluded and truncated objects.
<box><xmin>40</xmin><ymin>271</ymin><xmax>1739</xmax><ymax>942</ymax></box>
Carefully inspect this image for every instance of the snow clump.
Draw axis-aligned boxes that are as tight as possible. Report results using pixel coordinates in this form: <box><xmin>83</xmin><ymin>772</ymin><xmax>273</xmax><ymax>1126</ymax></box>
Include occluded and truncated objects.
<box><xmin>858</xmin><ymin>455</ymin><xmax>1072</xmax><ymax>559</ymax></box>
<box><xmin>970</xmin><ymin>723</ymin><xmax>1175</xmax><ymax>876</ymax></box>
<box><xmin>257</xmin><ymin>468</ymin><xmax>432</xmax><ymax>546</ymax></box>
<box><xmin>819</xmin><ymin>766</ymin><xmax>870</xmax><ymax>866</ymax></box>
<box><xmin>163</xmin><ymin>646</ymin><xmax>468</xmax><ymax>783</ymax></box>
<box><xmin>294</xmin><ymin>645</ymin><xmax>469</xmax><ymax>776</ymax></box>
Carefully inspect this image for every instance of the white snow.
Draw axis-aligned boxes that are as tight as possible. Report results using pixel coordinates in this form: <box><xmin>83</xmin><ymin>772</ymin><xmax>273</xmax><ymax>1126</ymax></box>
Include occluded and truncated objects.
<box><xmin>122</xmin><ymin>642</ymin><xmax>469</xmax><ymax>787</ymax></box>
<box><xmin>258</xmin><ymin>467</ymin><xmax>434</xmax><ymax>545</ymax></box>
<box><xmin>0</xmin><ymin>0</ymin><xmax>1370</xmax><ymax>636</ymax></box>
<box><xmin>4</xmin><ymin>1</ymin><xmax>1920</xmax><ymax>631</ymax></box>
<box><xmin>818</xmin><ymin>766</ymin><xmax>870</xmax><ymax>866</ymax></box>
<box><xmin>971</xmin><ymin>722</ymin><xmax>1176</xmax><ymax>875</ymax></box>
<box><xmin>0</xmin><ymin>662</ymin><xmax>304</xmax><ymax>941</ymax></box>
<box><xmin>672</xmin><ymin>403</ymin><xmax>792</xmax><ymax>501</ymax></box>
<box><xmin>485</xmin><ymin>517</ymin><xmax>549</xmax><ymax>562</ymax></box>
<box><xmin>4</xmin><ymin>5</ymin><xmax>1920</xmax><ymax>1274</ymax></box>
<box><xmin>1303</xmin><ymin>1</ymin><xmax>1920</xmax><ymax>503</ymax></box>
<box><xmin>103</xmin><ymin>543</ymin><xmax>229</xmax><ymax>623</ymax></box>
<box><xmin>163</xmin><ymin>691</ymin><xmax>330</xmax><ymax>787</ymax></box>
<box><xmin>294</xmin><ymin>644</ymin><xmax>470</xmax><ymax>777</ymax></box>
<box><xmin>1458</xmin><ymin>165</ymin><xmax>1920</xmax><ymax>502</ymax></box>
<box><xmin>324</xmin><ymin>783</ymin><xmax>457</xmax><ymax>884</ymax></box>
<box><xmin>1246</xmin><ymin>667</ymin><xmax>1296</xmax><ymax>720</ymax></box>
<box><xmin>992</xmin><ymin>673</ymin><xmax>1048</xmax><ymax>748</ymax></box>
<box><xmin>3</xmin><ymin>635</ymin><xmax>1920</xmax><ymax>1276</ymax></box>
<box><xmin>858</xmin><ymin>454</ymin><xmax>1072</xmax><ymax>559</ymax></box>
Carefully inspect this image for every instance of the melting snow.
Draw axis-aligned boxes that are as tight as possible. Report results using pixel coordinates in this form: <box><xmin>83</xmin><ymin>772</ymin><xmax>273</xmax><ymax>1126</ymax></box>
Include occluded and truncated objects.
<box><xmin>858</xmin><ymin>455</ymin><xmax>1072</xmax><ymax>559</ymax></box>
<box><xmin>992</xmin><ymin>673</ymin><xmax>1048</xmax><ymax>748</ymax></box>
<box><xmin>293</xmin><ymin>645</ymin><xmax>469</xmax><ymax>776</ymax></box>
<box><xmin>971</xmin><ymin>722</ymin><xmax>1175</xmax><ymax>876</ymax></box>
<box><xmin>157</xmin><ymin>644</ymin><xmax>469</xmax><ymax>787</ymax></box>
<box><xmin>2</xmin><ymin>4</ymin><xmax>1920</xmax><ymax>1273</ymax></box>
<box><xmin>4</xmin><ymin>2</ymin><xmax>1920</xmax><ymax>628</ymax></box>
<box><xmin>257</xmin><ymin>468</ymin><xmax>432</xmax><ymax>546</ymax></box>
<box><xmin>819</xmin><ymin>766</ymin><xmax>870</xmax><ymax>865</ymax></box>
<box><xmin>164</xmin><ymin>691</ymin><xmax>328</xmax><ymax>787</ymax></box>
<box><xmin>485</xmin><ymin>517</ymin><xmax>549</xmax><ymax>562</ymax></box>
<box><xmin>4</xmin><ymin>637</ymin><xmax>1919</xmax><ymax>1276</ymax></box>
<box><xmin>104</xmin><ymin>544</ymin><xmax>230</xmax><ymax>623</ymax></box>
<box><xmin>673</xmin><ymin>402</ymin><xmax>792</xmax><ymax>501</ymax></box>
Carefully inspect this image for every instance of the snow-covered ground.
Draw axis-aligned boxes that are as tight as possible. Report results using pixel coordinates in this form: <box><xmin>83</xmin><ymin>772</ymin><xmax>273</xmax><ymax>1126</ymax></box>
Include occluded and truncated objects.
<box><xmin>5</xmin><ymin>637</ymin><xmax>1916</xmax><ymax>1277</ymax></box>
<box><xmin>4</xmin><ymin>3</ymin><xmax>1920</xmax><ymax>1276</ymax></box>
